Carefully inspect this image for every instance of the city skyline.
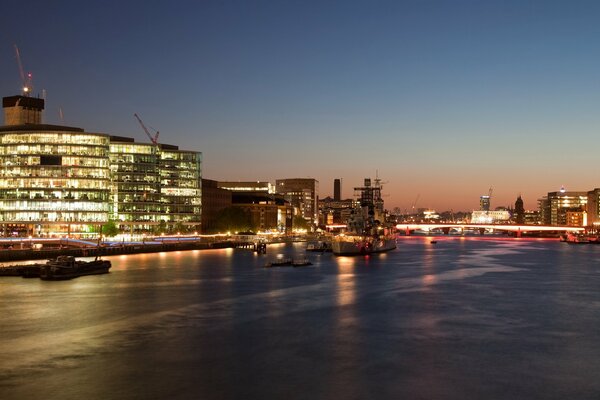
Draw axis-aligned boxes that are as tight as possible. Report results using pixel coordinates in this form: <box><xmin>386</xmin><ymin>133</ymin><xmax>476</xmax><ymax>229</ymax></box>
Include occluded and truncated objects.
<box><xmin>3</xmin><ymin>1</ymin><xmax>600</xmax><ymax>211</ymax></box>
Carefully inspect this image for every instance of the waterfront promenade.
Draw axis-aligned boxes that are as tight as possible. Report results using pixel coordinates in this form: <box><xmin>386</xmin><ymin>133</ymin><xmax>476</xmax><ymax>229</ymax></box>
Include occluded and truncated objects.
<box><xmin>0</xmin><ymin>235</ymin><xmax>290</xmax><ymax>263</ymax></box>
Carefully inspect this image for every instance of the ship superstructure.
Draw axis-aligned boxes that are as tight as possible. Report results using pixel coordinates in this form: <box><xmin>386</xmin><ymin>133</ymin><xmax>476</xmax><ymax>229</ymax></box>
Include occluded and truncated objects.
<box><xmin>332</xmin><ymin>176</ymin><xmax>396</xmax><ymax>256</ymax></box>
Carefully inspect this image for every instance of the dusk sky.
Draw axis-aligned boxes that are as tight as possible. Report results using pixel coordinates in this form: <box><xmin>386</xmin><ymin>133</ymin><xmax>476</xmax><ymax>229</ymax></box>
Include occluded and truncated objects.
<box><xmin>2</xmin><ymin>0</ymin><xmax>600</xmax><ymax>212</ymax></box>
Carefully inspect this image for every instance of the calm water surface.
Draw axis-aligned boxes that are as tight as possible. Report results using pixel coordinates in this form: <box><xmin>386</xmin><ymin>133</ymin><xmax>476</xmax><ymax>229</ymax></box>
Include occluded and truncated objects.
<box><xmin>1</xmin><ymin>237</ymin><xmax>600</xmax><ymax>399</ymax></box>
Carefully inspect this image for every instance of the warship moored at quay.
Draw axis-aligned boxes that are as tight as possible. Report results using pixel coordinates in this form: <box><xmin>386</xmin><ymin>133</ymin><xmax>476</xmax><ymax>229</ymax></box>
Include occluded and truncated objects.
<box><xmin>331</xmin><ymin>177</ymin><xmax>397</xmax><ymax>256</ymax></box>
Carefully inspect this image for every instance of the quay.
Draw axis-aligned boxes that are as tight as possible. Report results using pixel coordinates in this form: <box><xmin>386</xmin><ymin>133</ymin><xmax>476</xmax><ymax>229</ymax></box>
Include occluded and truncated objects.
<box><xmin>0</xmin><ymin>234</ymin><xmax>297</xmax><ymax>263</ymax></box>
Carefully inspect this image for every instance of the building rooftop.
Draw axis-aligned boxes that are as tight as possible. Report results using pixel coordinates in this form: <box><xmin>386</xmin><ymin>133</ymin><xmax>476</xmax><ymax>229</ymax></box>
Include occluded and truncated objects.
<box><xmin>0</xmin><ymin>123</ymin><xmax>84</xmax><ymax>133</ymax></box>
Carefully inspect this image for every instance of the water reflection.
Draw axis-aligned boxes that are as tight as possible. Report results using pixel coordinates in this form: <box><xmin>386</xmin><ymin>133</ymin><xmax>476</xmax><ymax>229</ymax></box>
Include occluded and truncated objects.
<box><xmin>2</xmin><ymin>239</ymin><xmax>600</xmax><ymax>399</ymax></box>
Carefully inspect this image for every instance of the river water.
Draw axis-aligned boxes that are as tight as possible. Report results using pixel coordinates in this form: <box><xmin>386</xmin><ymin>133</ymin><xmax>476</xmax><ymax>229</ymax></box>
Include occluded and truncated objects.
<box><xmin>1</xmin><ymin>237</ymin><xmax>600</xmax><ymax>399</ymax></box>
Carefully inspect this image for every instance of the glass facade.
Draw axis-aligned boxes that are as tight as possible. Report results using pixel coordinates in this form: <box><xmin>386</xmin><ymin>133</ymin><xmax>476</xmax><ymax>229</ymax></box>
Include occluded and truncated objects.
<box><xmin>0</xmin><ymin>130</ymin><xmax>111</xmax><ymax>236</ymax></box>
<box><xmin>109</xmin><ymin>142</ymin><xmax>161</xmax><ymax>234</ymax></box>
<box><xmin>0</xmin><ymin>129</ymin><xmax>202</xmax><ymax>237</ymax></box>
<box><xmin>159</xmin><ymin>148</ymin><xmax>202</xmax><ymax>230</ymax></box>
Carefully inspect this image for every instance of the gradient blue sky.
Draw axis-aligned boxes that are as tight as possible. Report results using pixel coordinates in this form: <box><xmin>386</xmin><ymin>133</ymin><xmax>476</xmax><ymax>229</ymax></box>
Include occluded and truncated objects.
<box><xmin>2</xmin><ymin>0</ymin><xmax>600</xmax><ymax>211</ymax></box>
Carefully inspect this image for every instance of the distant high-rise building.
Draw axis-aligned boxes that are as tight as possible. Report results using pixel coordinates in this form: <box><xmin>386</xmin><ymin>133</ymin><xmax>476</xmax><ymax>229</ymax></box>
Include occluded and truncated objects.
<box><xmin>514</xmin><ymin>195</ymin><xmax>525</xmax><ymax>224</ymax></box>
<box><xmin>480</xmin><ymin>195</ymin><xmax>491</xmax><ymax>211</ymax></box>
<box><xmin>334</xmin><ymin>179</ymin><xmax>341</xmax><ymax>201</ymax></box>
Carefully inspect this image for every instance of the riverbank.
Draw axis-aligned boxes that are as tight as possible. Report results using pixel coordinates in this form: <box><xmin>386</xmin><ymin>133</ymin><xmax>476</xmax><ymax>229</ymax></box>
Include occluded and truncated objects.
<box><xmin>0</xmin><ymin>236</ymin><xmax>307</xmax><ymax>263</ymax></box>
<box><xmin>0</xmin><ymin>241</ymin><xmax>220</xmax><ymax>263</ymax></box>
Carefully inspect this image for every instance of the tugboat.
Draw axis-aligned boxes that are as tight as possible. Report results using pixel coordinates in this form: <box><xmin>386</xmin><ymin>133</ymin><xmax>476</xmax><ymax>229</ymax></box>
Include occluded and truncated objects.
<box><xmin>39</xmin><ymin>256</ymin><xmax>111</xmax><ymax>280</ymax></box>
<box><xmin>331</xmin><ymin>177</ymin><xmax>396</xmax><ymax>256</ymax></box>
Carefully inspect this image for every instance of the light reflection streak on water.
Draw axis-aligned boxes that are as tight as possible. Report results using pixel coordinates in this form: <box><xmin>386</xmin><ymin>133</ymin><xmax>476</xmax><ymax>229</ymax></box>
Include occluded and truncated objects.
<box><xmin>326</xmin><ymin>257</ymin><xmax>362</xmax><ymax>398</ymax></box>
<box><xmin>335</xmin><ymin>273</ymin><xmax>356</xmax><ymax>307</ymax></box>
<box><xmin>336</xmin><ymin>256</ymin><xmax>356</xmax><ymax>269</ymax></box>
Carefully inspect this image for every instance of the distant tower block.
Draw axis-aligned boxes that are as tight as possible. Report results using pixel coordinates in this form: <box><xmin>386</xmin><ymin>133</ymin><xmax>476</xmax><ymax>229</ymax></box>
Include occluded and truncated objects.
<box><xmin>3</xmin><ymin>95</ymin><xmax>44</xmax><ymax>125</ymax></box>
<box><xmin>334</xmin><ymin>178</ymin><xmax>341</xmax><ymax>201</ymax></box>
<box><xmin>480</xmin><ymin>195</ymin><xmax>490</xmax><ymax>211</ymax></box>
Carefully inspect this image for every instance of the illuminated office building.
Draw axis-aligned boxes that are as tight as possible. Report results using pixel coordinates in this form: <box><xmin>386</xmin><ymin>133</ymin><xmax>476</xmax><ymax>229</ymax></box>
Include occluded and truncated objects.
<box><xmin>158</xmin><ymin>145</ymin><xmax>202</xmax><ymax>231</ymax></box>
<box><xmin>539</xmin><ymin>189</ymin><xmax>587</xmax><ymax>226</ymax></box>
<box><xmin>0</xmin><ymin>94</ymin><xmax>201</xmax><ymax>237</ymax></box>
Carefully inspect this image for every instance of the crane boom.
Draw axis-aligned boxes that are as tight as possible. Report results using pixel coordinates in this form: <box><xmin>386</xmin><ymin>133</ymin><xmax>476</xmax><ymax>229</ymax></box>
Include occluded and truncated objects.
<box><xmin>134</xmin><ymin>113</ymin><xmax>159</xmax><ymax>144</ymax></box>
<box><xmin>14</xmin><ymin>44</ymin><xmax>32</xmax><ymax>95</ymax></box>
<box><xmin>411</xmin><ymin>194</ymin><xmax>420</xmax><ymax>212</ymax></box>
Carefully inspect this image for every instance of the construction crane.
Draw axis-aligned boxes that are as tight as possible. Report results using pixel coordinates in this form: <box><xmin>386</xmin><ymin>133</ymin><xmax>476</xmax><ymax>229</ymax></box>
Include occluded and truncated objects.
<box><xmin>411</xmin><ymin>194</ymin><xmax>420</xmax><ymax>212</ymax></box>
<box><xmin>134</xmin><ymin>113</ymin><xmax>160</xmax><ymax>144</ymax></box>
<box><xmin>14</xmin><ymin>44</ymin><xmax>33</xmax><ymax>96</ymax></box>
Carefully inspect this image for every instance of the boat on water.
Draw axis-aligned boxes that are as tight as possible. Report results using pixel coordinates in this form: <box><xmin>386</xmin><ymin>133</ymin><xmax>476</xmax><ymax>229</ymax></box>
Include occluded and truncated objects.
<box><xmin>0</xmin><ymin>263</ymin><xmax>43</xmax><ymax>277</ymax></box>
<box><xmin>264</xmin><ymin>257</ymin><xmax>313</xmax><ymax>268</ymax></box>
<box><xmin>332</xmin><ymin>235</ymin><xmax>396</xmax><ymax>256</ymax></box>
<box><xmin>306</xmin><ymin>240</ymin><xmax>332</xmax><ymax>252</ymax></box>
<box><xmin>563</xmin><ymin>233</ymin><xmax>600</xmax><ymax>244</ymax></box>
<box><xmin>264</xmin><ymin>258</ymin><xmax>293</xmax><ymax>268</ymax></box>
<box><xmin>331</xmin><ymin>177</ymin><xmax>397</xmax><ymax>256</ymax></box>
<box><xmin>292</xmin><ymin>258</ymin><xmax>312</xmax><ymax>267</ymax></box>
<box><xmin>39</xmin><ymin>256</ymin><xmax>111</xmax><ymax>280</ymax></box>
<box><xmin>21</xmin><ymin>264</ymin><xmax>43</xmax><ymax>278</ymax></box>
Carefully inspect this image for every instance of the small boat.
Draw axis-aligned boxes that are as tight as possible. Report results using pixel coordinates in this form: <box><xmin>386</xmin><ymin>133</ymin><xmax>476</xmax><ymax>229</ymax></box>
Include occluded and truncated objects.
<box><xmin>292</xmin><ymin>259</ymin><xmax>312</xmax><ymax>267</ymax></box>
<box><xmin>0</xmin><ymin>263</ymin><xmax>44</xmax><ymax>277</ymax></box>
<box><xmin>306</xmin><ymin>241</ymin><xmax>332</xmax><ymax>252</ymax></box>
<box><xmin>430</xmin><ymin>240</ymin><xmax>438</xmax><ymax>244</ymax></box>
<box><xmin>21</xmin><ymin>264</ymin><xmax>43</xmax><ymax>278</ymax></box>
<box><xmin>565</xmin><ymin>233</ymin><xmax>590</xmax><ymax>244</ymax></box>
<box><xmin>0</xmin><ymin>265</ymin><xmax>24</xmax><ymax>277</ymax></box>
<box><xmin>264</xmin><ymin>258</ymin><xmax>293</xmax><ymax>268</ymax></box>
<box><xmin>39</xmin><ymin>256</ymin><xmax>111</xmax><ymax>280</ymax></box>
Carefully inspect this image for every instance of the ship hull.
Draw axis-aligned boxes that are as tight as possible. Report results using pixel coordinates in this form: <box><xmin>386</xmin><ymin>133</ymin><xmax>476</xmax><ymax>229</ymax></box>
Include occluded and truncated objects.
<box><xmin>332</xmin><ymin>238</ymin><xmax>396</xmax><ymax>256</ymax></box>
<box><xmin>39</xmin><ymin>260</ymin><xmax>111</xmax><ymax>280</ymax></box>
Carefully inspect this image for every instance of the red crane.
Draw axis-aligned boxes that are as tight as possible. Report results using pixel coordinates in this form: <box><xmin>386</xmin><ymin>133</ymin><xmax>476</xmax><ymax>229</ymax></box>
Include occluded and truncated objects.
<box><xmin>14</xmin><ymin>44</ymin><xmax>33</xmax><ymax>96</ymax></box>
<box><xmin>134</xmin><ymin>113</ymin><xmax>160</xmax><ymax>144</ymax></box>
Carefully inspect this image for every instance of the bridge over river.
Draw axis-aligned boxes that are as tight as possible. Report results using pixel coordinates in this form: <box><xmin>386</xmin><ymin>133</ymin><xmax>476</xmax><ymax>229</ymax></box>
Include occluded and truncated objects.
<box><xmin>396</xmin><ymin>223</ymin><xmax>584</xmax><ymax>237</ymax></box>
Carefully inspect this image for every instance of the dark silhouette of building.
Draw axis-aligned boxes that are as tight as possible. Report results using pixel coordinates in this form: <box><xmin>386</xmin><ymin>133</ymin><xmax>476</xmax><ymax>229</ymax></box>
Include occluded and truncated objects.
<box><xmin>275</xmin><ymin>178</ymin><xmax>319</xmax><ymax>225</ymax></box>
<box><xmin>201</xmin><ymin>179</ymin><xmax>232</xmax><ymax>233</ymax></box>
<box><xmin>514</xmin><ymin>195</ymin><xmax>525</xmax><ymax>224</ymax></box>
<box><xmin>334</xmin><ymin>179</ymin><xmax>341</xmax><ymax>201</ymax></box>
<box><xmin>231</xmin><ymin>192</ymin><xmax>292</xmax><ymax>232</ymax></box>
